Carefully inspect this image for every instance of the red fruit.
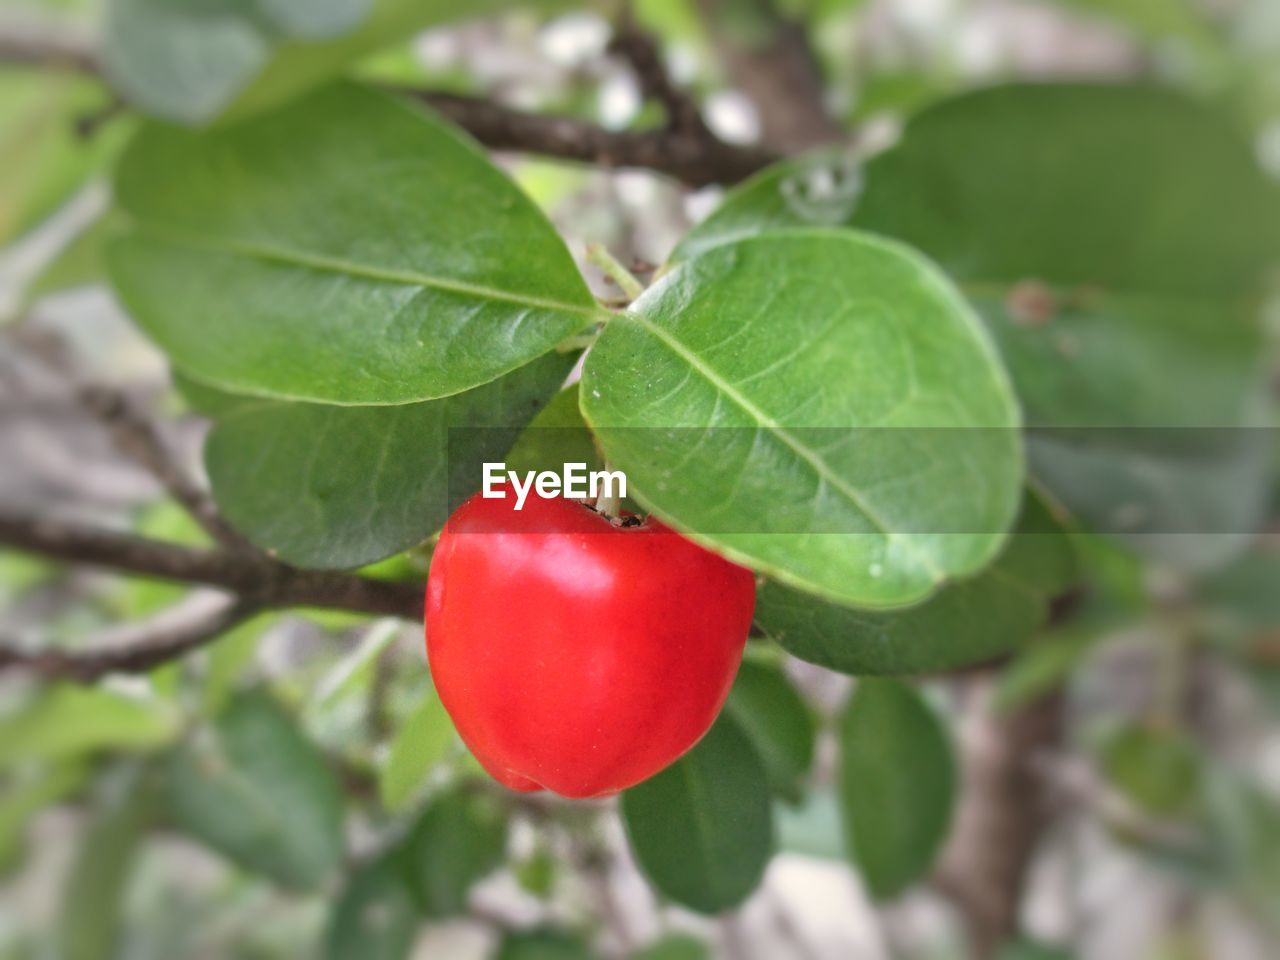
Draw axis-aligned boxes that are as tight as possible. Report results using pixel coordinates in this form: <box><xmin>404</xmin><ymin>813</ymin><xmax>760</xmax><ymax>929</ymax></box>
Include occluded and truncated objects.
<box><xmin>425</xmin><ymin>489</ymin><xmax>755</xmax><ymax>799</ymax></box>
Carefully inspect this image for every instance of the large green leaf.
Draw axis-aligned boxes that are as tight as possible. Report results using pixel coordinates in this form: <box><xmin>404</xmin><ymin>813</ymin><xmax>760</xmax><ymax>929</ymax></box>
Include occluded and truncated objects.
<box><xmin>756</xmin><ymin>493</ymin><xmax>1078</xmax><ymax>675</ymax></box>
<box><xmin>0</xmin><ymin>762</ymin><xmax>87</xmax><ymax>873</ymax></box>
<box><xmin>582</xmin><ymin>230</ymin><xmax>1023</xmax><ymax>609</ymax></box>
<box><xmin>0</xmin><ymin>68</ymin><xmax>127</xmax><ymax>246</ymax></box>
<box><xmin>108</xmin><ymin>83</ymin><xmax>601</xmax><ymax>405</ymax></box>
<box><xmin>163</xmin><ymin>690</ymin><xmax>345</xmax><ymax>889</ymax></box>
<box><xmin>406</xmin><ymin>785</ymin><xmax>508</xmax><ymax>917</ymax></box>
<box><xmin>57</xmin><ymin>764</ymin><xmax>156</xmax><ymax>960</ymax></box>
<box><xmin>620</xmin><ymin>713</ymin><xmax>773</xmax><ymax>913</ymax></box>
<box><xmin>325</xmin><ymin>851</ymin><xmax>419</xmax><ymax>960</ymax></box>
<box><xmin>674</xmin><ymin>85</ymin><xmax>1280</xmax><ymax>572</ymax></box>
<box><xmin>839</xmin><ymin>679</ymin><xmax>955</xmax><ymax>898</ymax></box>
<box><xmin>495</xmin><ymin>930</ymin><xmax>594</xmax><ymax>960</ymax></box>
<box><xmin>0</xmin><ymin>686</ymin><xmax>178</xmax><ymax>769</ymax></box>
<box><xmin>379</xmin><ymin>686</ymin><xmax>457</xmax><ymax>812</ymax></box>
<box><xmin>724</xmin><ymin>657</ymin><xmax>816</xmax><ymax>801</ymax></box>
<box><xmin>203</xmin><ymin>349</ymin><xmax>573</xmax><ymax>568</ymax></box>
<box><xmin>104</xmin><ymin>0</ymin><xmax>536</xmax><ymax>125</ymax></box>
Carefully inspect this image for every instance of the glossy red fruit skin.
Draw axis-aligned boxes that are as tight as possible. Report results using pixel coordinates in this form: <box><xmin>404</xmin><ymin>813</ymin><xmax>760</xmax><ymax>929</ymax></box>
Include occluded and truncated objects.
<box><xmin>426</xmin><ymin>489</ymin><xmax>755</xmax><ymax>799</ymax></box>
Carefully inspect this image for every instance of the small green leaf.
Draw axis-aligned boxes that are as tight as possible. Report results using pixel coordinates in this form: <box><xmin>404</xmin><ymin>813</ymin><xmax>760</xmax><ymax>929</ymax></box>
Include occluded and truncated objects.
<box><xmin>582</xmin><ymin>230</ymin><xmax>1023</xmax><ymax>609</ymax></box>
<box><xmin>724</xmin><ymin>658</ymin><xmax>815</xmax><ymax>801</ymax></box>
<box><xmin>163</xmin><ymin>690</ymin><xmax>345</xmax><ymax>889</ymax></box>
<box><xmin>0</xmin><ymin>686</ymin><xmax>178</xmax><ymax>769</ymax></box>
<box><xmin>0</xmin><ymin>68</ymin><xmax>127</xmax><ymax>246</ymax></box>
<box><xmin>621</xmin><ymin>713</ymin><xmax>773</xmax><ymax>913</ymax></box>
<box><xmin>325</xmin><ymin>851</ymin><xmax>419</xmax><ymax>960</ymax></box>
<box><xmin>108</xmin><ymin>83</ymin><xmax>600</xmax><ymax>406</ymax></box>
<box><xmin>407</xmin><ymin>786</ymin><xmax>508</xmax><ymax>917</ymax></box>
<box><xmin>1099</xmin><ymin>723</ymin><xmax>1202</xmax><ymax>817</ymax></box>
<box><xmin>839</xmin><ymin>679</ymin><xmax>955</xmax><ymax>898</ymax></box>
<box><xmin>102</xmin><ymin>0</ymin><xmax>373</xmax><ymax>124</ymax></box>
<box><xmin>204</xmin><ymin>349</ymin><xmax>574</xmax><ymax>568</ymax></box>
<box><xmin>379</xmin><ymin>686</ymin><xmax>456</xmax><ymax>812</ymax></box>
<box><xmin>0</xmin><ymin>762</ymin><xmax>87</xmax><ymax>873</ymax></box>
<box><xmin>633</xmin><ymin>934</ymin><xmax>710</xmax><ymax>960</ymax></box>
<box><xmin>58</xmin><ymin>763</ymin><xmax>156</xmax><ymax>960</ymax></box>
<box><xmin>757</xmin><ymin>493</ymin><xmax>1077</xmax><ymax>675</ymax></box>
<box><xmin>494</xmin><ymin>929</ymin><xmax>594</xmax><ymax>960</ymax></box>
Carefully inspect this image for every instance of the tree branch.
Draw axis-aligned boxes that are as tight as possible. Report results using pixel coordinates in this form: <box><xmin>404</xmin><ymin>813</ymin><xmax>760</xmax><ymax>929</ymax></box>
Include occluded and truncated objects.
<box><xmin>410</xmin><ymin>90</ymin><xmax>777</xmax><ymax>186</ymax></box>
<box><xmin>694</xmin><ymin>0</ymin><xmax>841</xmax><ymax>151</ymax></box>
<box><xmin>0</xmin><ymin>511</ymin><xmax>423</xmax><ymax>621</ymax></box>
<box><xmin>0</xmin><ymin>593</ymin><xmax>260</xmax><ymax>682</ymax></box>
<box><xmin>608</xmin><ymin>9</ymin><xmax>709</xmax><ymax>138</ymax></box>
<box><xmin>0</xmin><ymin>21</ymin><xmax>778</xmax><ymax>187</ymax></box>
<box><xmin>0</xmin><ymin>16</ymin><xmax>98</xmax><ymax>74</ymax></box>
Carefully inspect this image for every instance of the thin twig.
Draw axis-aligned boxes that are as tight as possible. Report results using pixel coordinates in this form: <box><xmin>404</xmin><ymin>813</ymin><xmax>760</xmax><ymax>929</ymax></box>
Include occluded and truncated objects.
<box><xmin>0</xmin><ymin>23</ymin><xmax>778</xmax><ymax>187</ymax></box>
<box><xmin>0</xmin><ymin>593</ymin><xmax>260</xmax><ymax>682</ymax></box>
<box><xmin>9</xmin><ymin>327</ymin><xmax>251</xmax><ymax>550</ymax></box>
<box><xmin>608</xmin><ymin>8</ymin><xmax>709</xmax><ymax>137</ymax></box>
<box><xmin>77</xmin><ymin>385</ymin><xmax>252</xmax><ymax>550</ymax></box>
<box><xmin>0</xmin><ymin>511</ymin><xmax>423</xmax><ymax>621</ymax></box>
<box><xmin>412</xmin><ymin>90</ymin><xmax>777</xmax><ymax>187</ymax></box>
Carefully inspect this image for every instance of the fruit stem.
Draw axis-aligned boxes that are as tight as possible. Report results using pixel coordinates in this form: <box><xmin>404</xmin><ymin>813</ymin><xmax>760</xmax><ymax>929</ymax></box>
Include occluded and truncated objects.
<box><xmin>585</xmin><ymin>243</ymin><xmax>645</xmax><ymax>303</ymax></box>
<box><xmin>596</xmin><ymin>462</ymin><xmax>622</xmax><ymax>520</ymax></box>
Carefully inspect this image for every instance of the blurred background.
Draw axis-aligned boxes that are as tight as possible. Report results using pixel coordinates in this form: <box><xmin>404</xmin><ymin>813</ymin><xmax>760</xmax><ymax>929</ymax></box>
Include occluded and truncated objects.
<box><xmin>1</xmin><ymin>1</ymin><xmax>1279</xmax><ymax>958</ymax></box>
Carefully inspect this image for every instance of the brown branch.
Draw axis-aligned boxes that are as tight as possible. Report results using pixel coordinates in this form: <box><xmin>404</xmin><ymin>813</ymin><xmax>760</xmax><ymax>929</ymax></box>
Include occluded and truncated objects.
<box><xmin>934</xmin><ymin>683</ymin><xmax>1064</xmax><ymax>959</ymax></box>
<box><xmin>0</xmin><ymin>594</ymin><xmax>260</xmax><ymax>682</ymax></box>
<box><xmin>0</xmin><ymin>511</ymin><xmax>423</xmax><ymax>621</ymax></box>
<box><xmin>0</xmin><ymin>18</ymin><xmax>98</xmax><ymax>74</ymax></box>
<box><xmin>412</xmin><ymin>90</ymin><xmax>777</xmax><ymax>187</ymax></box>
<box><xmin>77</xmin><ymin>385</ymin><xmax>252</xmax><ymax>550</ymax></box>
<box><xmin>695</xmin><ymin>0</ymin><xmax>841</xmax><ymax>151</ymax></box>
<box><xmin>608</xmin><ymin>10</ymin><xmax>709</xmax><ymax>137</ymax></box>
<box><xmin>0</xmin><ymin>24</ymin><xmax>778</xmax><ymax>187</ymax></box>
<box><xmin>10</xmin><ymin>326</ymin><xmax>251</xmax><ymax>550</ymax></box>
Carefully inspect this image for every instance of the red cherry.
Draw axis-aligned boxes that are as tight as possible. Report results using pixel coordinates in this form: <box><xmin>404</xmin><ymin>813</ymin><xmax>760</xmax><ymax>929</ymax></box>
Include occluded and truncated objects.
<box><xmin>425</xmin><ymin>489</ymin><xmax>756</xmax><ymax>799</ymax></box>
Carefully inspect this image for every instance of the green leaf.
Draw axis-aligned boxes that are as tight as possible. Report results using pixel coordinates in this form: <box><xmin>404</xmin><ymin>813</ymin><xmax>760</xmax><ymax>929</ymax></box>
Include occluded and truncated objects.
<box><xmin>163</xmin><ymin>690</ymin><xmax>345</xmax><ymax>889</ymax></box>
<box><xmin>0</xmin><ymin>762</ymin><xmax>87</xmax><ymax>873</ymax></box>
<box><xmin>0</xmin><ymin>68</ymin><xmax>127</xmax><ymax>246</ymax></box>
<box><xmin>724</xmin><ymin>658</ymin><xmax>815</xmax><ymax>801</ymax></box>
<box><xmin>996</xmin><ymin>941</ymin><xmax>1073</xmax><ymax>960</ymax></box>
<box><xmin>104</xmin><ymin>0</ymin><xmax>537</xmax><ymax>125</ymax></box>
<box><xmin>325</xmin><ymin>851</ymin><xmax>419</xmax><ymax>960</ymax></box>
<box><xmin>1202</xmin><ymin>773</ymin><xmax>1280</xmax><ymax>928</ymax></box>
<box><xmin>776</xmin><ymin>789</ymin><xmax>844</xmax><ymax>860</ymax></box>
<box><xmin>621</xmin><ymin>713</ymin><xmax>773</xmax><ymax>913</ymax></box>
<box><xmin>1099</xmin><ymin>723</ymin><xmax>1202</xmax><ymax>817</ymax></box>
<box><xmin>58</xmin><ymin>763</ymin><xmax>156</xmax><ymax>960</ymax></box>
<box><xmin>494</xmin><ymin>930</ymin><xmax>594</xmax><ymax>960</ymax></box>
<box><xmin>633</xmin><ymin>934</ymin><xmax>710</xmax><ymax>960</ymax></box>
<box><xmin>108</xmin><ymin>83</ymin><xmax>601</xmax><ymax>405</ymax></box>
<box><xmin>407</xmin><ymin>786</ymin><xmax>508</xmax><ymax>917</ymax></box>
<box><xmin>204</xmin><ymin>348</ymin><xmax>573</xmax><ymax>568</ymax></box>
<box><xmin>757</xmin><ymin>492</ymin><xmax>1077</xmax><ymax>675</ymax></box>
<box><xmin>505</xmin><ymin>384</ymin><xmax>604</xmax><ymax>476</ymax></box>
<box><xmin>102</xmin><ymin>0</ymin><xmax>373</xmax><ymax>124</ymax></box>
<box><xmin>379</xmin><ymin>686</ymin><xmax>456</xmax><ymax>812</ymax></box>
<box><xmin>22</xmin><ymin>207</ymin><xmax>121</xmax><ymax>306</ymax></box>
<box><xmin>839</xmin><ymin>679</ymin><xmax>955</xmax><ymax>898</ymax></box>
<box><xmin>582</xmin><ymin>230</ymin><xmax>1023</xmax><ymax>609</ymax></box>
<box><xmin>1199</xmin><ymin>549</ymin><xmax>1280</xmax><ymax>630</ymax></box>
<box><xmin>0</xmin><ymin>686</ymin><xmax>179</xmax><ymax>769</ymax></box>
<box><xmin>676</xmin><ymin>85</ymin><xmax>1279</xmax><ymax>572</ymax></box>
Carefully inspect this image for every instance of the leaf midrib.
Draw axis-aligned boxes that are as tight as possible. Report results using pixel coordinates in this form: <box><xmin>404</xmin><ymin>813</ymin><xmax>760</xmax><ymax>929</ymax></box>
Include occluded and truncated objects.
<box><xmin>130</xmin><ymin>224</ymin><xmax>606</xmax><ymax>321</ymax></box>
<box><xmin>621</xmin><ymin>310</ymin><xmax>945</xmax><ymax>583</ymax></box>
